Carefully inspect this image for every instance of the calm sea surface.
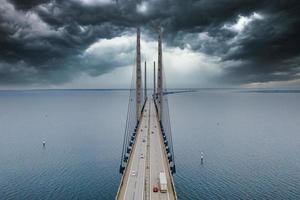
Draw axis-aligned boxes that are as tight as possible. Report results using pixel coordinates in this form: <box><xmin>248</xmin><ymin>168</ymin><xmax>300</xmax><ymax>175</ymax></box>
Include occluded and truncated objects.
<box><xmin>0</xmin><ymin>90</ymin><xmax>299</xmax><ymax>199</ymax></box>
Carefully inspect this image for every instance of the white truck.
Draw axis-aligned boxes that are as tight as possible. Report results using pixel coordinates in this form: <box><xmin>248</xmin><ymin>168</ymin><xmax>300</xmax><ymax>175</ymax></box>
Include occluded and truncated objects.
<box><xmin>159</xmin><ymin>172</ymin><xmax>167</xmax><ymax>193</ymax></box>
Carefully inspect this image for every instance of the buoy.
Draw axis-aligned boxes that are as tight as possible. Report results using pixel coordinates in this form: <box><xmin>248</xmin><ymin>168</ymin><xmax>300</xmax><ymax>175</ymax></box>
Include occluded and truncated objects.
<box><xmin>200</xmin><ymin>152</ymin><xmax>204</xmax><ymax>164</ymax></box>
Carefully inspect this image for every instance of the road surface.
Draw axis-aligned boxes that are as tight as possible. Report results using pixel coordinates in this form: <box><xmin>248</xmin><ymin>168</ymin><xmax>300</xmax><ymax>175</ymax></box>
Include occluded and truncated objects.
<box><xmin>116</xmin><ymin>98</ymin><xmax>176</xmax><ymax>200</ymax></box>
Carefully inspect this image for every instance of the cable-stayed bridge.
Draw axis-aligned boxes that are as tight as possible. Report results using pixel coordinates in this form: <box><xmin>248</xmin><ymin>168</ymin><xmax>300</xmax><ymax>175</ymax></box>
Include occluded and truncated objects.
<box><xmin>116</xmin><ymin>28</ymin><xmax>177</xmax><ymax>200</ymax></box>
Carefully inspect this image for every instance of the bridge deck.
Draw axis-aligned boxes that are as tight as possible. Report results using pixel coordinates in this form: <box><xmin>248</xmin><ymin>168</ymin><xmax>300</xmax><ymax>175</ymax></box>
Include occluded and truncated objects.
<box><xmin>116</xmin><ymin>98</ymin><xmax>176</xmax><ymax>200</ymax></box>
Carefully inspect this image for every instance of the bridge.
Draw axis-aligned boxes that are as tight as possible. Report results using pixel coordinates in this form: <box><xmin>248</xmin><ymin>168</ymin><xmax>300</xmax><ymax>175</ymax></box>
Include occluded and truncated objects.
<box><xmin>116</xmin><ymin>28</ymin><xmax>177</xmax><ymax>200</ymax></box>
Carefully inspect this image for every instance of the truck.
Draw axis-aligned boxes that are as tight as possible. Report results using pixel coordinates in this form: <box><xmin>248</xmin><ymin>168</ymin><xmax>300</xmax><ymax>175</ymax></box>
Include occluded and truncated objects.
<box><xmin>159</xmin><ymin>172</ymin><xmax>167</xmax><ymax>193</ymax></box>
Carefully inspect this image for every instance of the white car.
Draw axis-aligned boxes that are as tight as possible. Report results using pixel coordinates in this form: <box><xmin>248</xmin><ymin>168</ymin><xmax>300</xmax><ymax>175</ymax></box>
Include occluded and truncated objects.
<box><xmin>140</xmin><ymin>154</ymin><xmax>144</xmax><ymax>159</ymax></box>
<box><xmin>131</xmin><ymin>171</ymin><xmax>136</xmax><ymax>176</ymax></box>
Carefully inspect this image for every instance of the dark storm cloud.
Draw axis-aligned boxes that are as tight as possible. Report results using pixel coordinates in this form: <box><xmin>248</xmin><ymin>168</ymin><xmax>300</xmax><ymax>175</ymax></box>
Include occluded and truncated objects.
<box><xmin>219</xmin><ymin>8</ymin><xmax>300</xmax><ymax>84</ymax></box>
<box><xmin>0</xmin><ymin>0</ymin><xmax>300</xmax><ymax>87</ymax></box>
<box><xmin>10</xmin><ymin>0</ymin><xmax>50</xmax><ymax>10</ymax></box>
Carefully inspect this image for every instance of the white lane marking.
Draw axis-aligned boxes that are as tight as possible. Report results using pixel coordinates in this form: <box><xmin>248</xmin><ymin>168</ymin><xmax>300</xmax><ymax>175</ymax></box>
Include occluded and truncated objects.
<box><xmin>139</xmin><ymin>102</ymin><xmax>146</xmax><ymax>199</ymax></box>
<box><xmin>150</xmin><ymin>100</ymin><xmax>161</xmax><ymax>200</ymax></box>
<box><xmin>140</xmin><ymin>105</ymin><xmax>147</xmax><ymax>200</ymax></box>
<box><xmin>149</xmin><ymin>102</ymin><xmax>152</xmax><ymax>200</ymax></box>
<box><xmin>138</xmin><ymin>101</ymin><xmax>149</xmax><ymax>200</ymax></box>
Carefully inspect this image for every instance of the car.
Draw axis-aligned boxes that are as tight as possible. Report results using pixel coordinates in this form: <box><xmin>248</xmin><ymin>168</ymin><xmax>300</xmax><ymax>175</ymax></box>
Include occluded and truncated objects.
<box><xmin>153</xmin><ymin>186</ymin><xmax>158</xmax><ymax>193</ymax></box>
<box><xmin>131</xmin><ymin>171</ymin><xmax>136</xmax><ymax>176</ymax></box>
<box><xmin>142</xmin><ymin>139</ymin><xmax>146</xmax><ymax>142</ymax></box>
<box><xmin>140</xmin><ymin>154</ymin><xmax>144</xmax><ymax>159</ymax></box>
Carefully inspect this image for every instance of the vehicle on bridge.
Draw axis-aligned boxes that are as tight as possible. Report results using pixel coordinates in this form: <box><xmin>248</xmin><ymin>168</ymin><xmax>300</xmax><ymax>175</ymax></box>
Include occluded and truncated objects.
<box><xmin>159</xmin><ymin>172</ymin><xmax>168</xmax><ymax>193</ymax></box>
<box><xmin>153</xmin><ymin>186</ymin><xmax>158</xmax><ymax>193</ymax></box>
<box><xmin>131</xmin><ymin>171</ymin><xmax>136</xmax><ymax>176</ymax></box>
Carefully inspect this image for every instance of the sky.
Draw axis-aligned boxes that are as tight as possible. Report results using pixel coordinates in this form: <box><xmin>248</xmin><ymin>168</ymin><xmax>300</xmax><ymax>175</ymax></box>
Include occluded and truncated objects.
<box><xmin>0</xmin><ymin>0</ymin><xmax>300</xmax><ymax>89</ymax></box>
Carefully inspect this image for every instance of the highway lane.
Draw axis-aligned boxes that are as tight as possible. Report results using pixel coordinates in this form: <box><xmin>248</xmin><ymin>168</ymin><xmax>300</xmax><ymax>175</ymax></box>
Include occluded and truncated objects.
<box><xmin>149</xmin><ymin>99</ymin><xmax>174</xmax><ymax>200</ymax></box>
<box><xmin>119</xmin><ymin>100</ymin><xmax>149</xmax><ymax>200</ymax></box>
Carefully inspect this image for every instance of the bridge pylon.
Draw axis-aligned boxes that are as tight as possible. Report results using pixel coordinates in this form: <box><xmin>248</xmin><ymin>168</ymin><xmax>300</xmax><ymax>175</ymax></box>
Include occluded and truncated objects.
<box><xmin>153</xmin><ymin>61</ymin><xmax>156</xmax><ymax>96</ymax></box>
<box><xmin>136</xmin><ymin>27</ymin><xmax>142</xmax><ymax>122</ymax></box>
<box><xmin>157</xmin><ymin>27</ymin><xmax>163</xmax><ymax>121</ymax></box>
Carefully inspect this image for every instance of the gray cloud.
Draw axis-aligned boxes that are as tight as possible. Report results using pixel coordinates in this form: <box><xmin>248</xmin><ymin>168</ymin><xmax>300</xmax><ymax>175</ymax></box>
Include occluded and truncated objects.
<box><xmin>0</xmin><ymin>0</ymin><xmax>300</xmax><ymax>88</ymax></box>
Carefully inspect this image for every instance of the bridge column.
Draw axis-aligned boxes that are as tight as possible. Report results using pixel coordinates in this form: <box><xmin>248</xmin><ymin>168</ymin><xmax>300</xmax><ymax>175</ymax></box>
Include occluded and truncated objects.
<box><xmin>153</xmin><ymin>61</ymin><xmax>156</xmax><ymax>96</ymax></box>
<box><xmin>136</xmin><ymin>27</ymin><xmax>142</xmax><ymax>122</ymax></box>
<box><xmin>157</xmin><ymin>27</ymin><xmax>163</xmax><ymax>120</ymax></box>
<box><xmin>144</xmin><ymin>61</ymin><xmax>147</xmax><ymax>100</ymax></box>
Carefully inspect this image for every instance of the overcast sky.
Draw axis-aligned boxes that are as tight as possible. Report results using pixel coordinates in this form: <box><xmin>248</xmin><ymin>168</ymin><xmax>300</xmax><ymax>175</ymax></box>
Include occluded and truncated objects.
<box><xmin>0</xmin><ymin>0</ymin><xmax>300</xmax><ymax>89</ymax></box>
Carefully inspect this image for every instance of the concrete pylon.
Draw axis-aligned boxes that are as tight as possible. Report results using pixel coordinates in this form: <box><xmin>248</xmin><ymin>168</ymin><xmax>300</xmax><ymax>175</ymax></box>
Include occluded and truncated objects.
<box><xmin>136</xmin><ymin>27</ymin><xmax>142</xmax><ymax>121</ymax></box>
<box><xmin>153</xmin><ymin>61</ymin><xmax>156</xmax><ymax>96</ymax></box>
<box><xmin>144</xmin><ymin>61</ymin><xmax>147</xmax><ymax>100</ymax></box>
<box><xmin>157</xmin><ymin>27</ymin><xmax>163</xmax><ymax>120</ymax></box>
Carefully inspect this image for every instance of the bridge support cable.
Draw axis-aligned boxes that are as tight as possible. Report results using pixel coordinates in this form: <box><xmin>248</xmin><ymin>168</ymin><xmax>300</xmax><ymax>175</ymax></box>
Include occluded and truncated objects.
<box><xmin>119</xmin><ymin>27</ymin><xmax>146</xmax><ymax>174</ymax></box>
<box><xmin>161</xmin><ymin>66</ymin><xmax>176</xmax><ymax>173</ymax></box>
<box><xmin>119</xmin><ymin>56</ymin><xmax>138</xmax><ymax>173</ymax></box>
<box><xmin>154</xmin><ymin>27</ymin><xmax>176</xmax><ymax>174</ymax></box>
